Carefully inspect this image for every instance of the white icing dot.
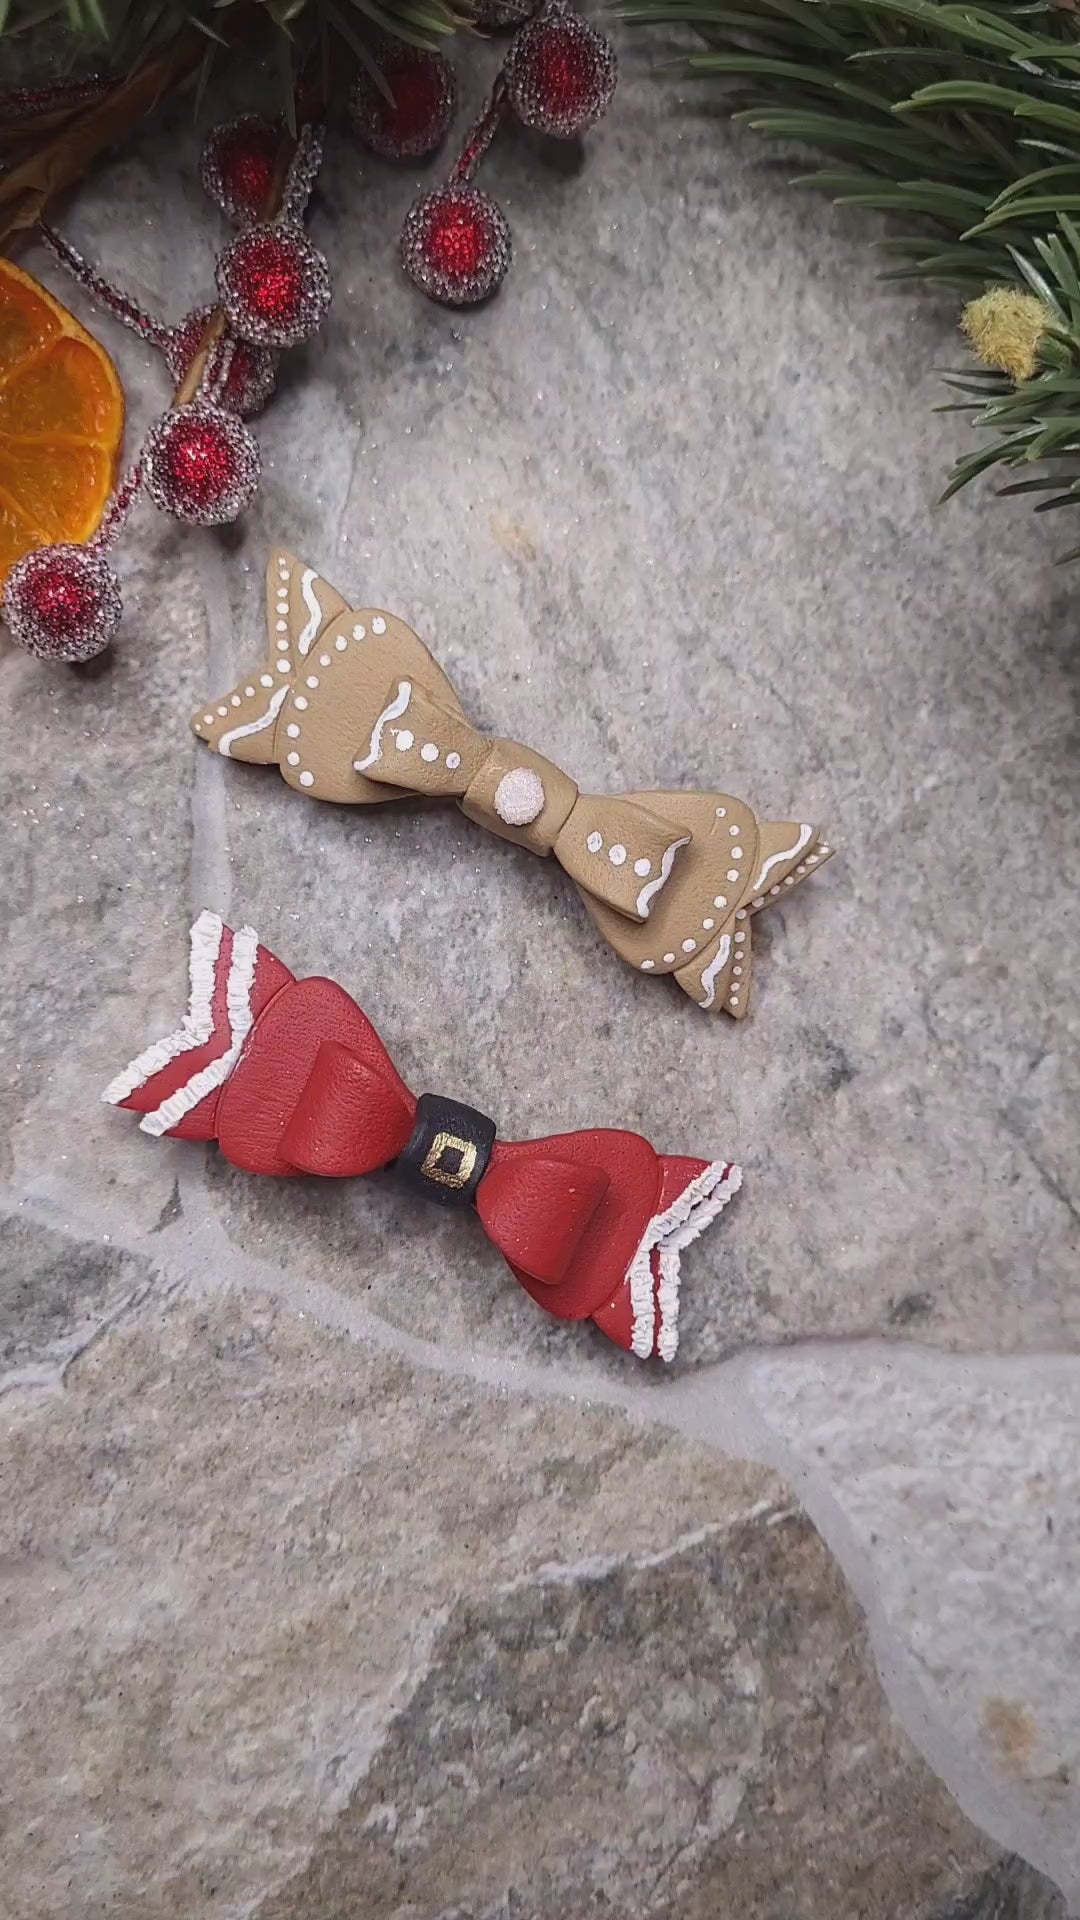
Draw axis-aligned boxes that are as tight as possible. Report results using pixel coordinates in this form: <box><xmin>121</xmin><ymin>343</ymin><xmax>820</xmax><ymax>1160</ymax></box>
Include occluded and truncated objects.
<box><xmin>681</xmin><ymin>938</ymin><xmax>696</xmax><ymax>953</ymax></box>
<box><xmin>217</xmin><ymin>706</ymin><xmax>228</xmax><ymax>717</ymax></box>
<box><xmin>336</xmin><ymin>636</ymin><xmax>348</xmax><ymax>651</ymax></box>
<box><xmin>276</xmin><ymin>659</ymin><xmax>290</xmax><ymax>674</ymax></box>
<box><xmin>733</xmin><ymin>965</ymin><xmax>743</xmax><ymax>978</ymax></box>
<box><xmin>245</xmin><ymin>686</ymin><xmax>255</xmax><ymax>698</ymax></box>
<box><xmin>260</xmin><ymin>674</ymin><xmax>274</xmax><ymax>688</ymax></box>
<box><xmin>395</xmin><ymin>729</ymin><xmax>414</xmax><ymax>751</ymax></box>
<box><xmin>276</xmin><ymin>620</ymin><xmax>288</xmax><ymax>632</ymax></box>
<box><xmin>785</xmin><ymin>876</ymin><xmax>794</xmax><ymax>885</ymax></box>
<box><xmin>752</xmin><ymin>897</ymin><xmax>764</xmax><ymax>909</ymax></box>
<box><xmin>713</xmin><ymin>896</ymin><xmax>727</xmax><ymax>911</ymax></box>
<box><xmin>729</xmin><ymin>994</ymin><xmax>740</xmax><ymax>1006</ymax></box>
<box><xmin>729</xmin><ymin>824</ymin><xmax>740</xmax><ymax>836</ymax></box>
<box><xmin>735</xmin><ymin>931</ymin><xmax>746</xmax><ymax>943</ymax></box>
<box><xmin>352</xmin><ymin>624</ymin><xmax>366</xmax><ymax>640</ymax></box>
<box><xmin>286</xmin><ymin>751</ymin><xmax>300</xmax><ymax>766</ymax></box>
<box><xmin>203</xmin><ymin>714</ymin><xmax>214</xmax><ymax>725</ymax></box>
<box><xmin>634</xmin><ymin>857</ymin><xmax>651</xmax><ymax>877</ymax></box>
<box><xmin>731</xmin><ymin>846</ymin><xmax>743</xmax><ymax>860</ymax></box>
<box><xmin>286</xmin><ymin>723</ymin><xmax>300</xmax><ymax>738</ymax></box>
<box><xmin>421</xmin><ymin>743</ymin><xmax>439</xmax><ymax>763</ymax></box>
<box><xmin>495</xmin><ymin>766</ymin><xmax>546</xmax><ymax>826</ymax></box>
<box><xmin>230</xmin><ymin>695</ymin><xmax>241</xmax><ymax>707</ymax></box>
<box><xmin>194</xmin><ymin>722</ymin><xmax>202</xmax><ymax>732</ymax></box>
<box><xmin>726</xmin><ymin>869</ymin><xmax>739</xmax><ymax>883</ymax></box>
<box><xmin>808</xmin><ymin>853</ymin><xmax>820</xmax><ymax>864</ymax></box>
<box><xmin>299</xmin><ymin>771</ymin><xmax>315</xmax><ymax>787</ymax></box>
<box><xmin>703</xmin><ymin>918</ymin><xmax>715</xmax><ymax>931</ymax></box>
<box><xmin>715</xmin><ymin>806</ymin><xmax>726</xmax><ymax>818</ymax></box>
<box><xmin>372</xmin><ymin>616</ymin><xmax>387</xmax><ymax>634</ymax></box>
<box><xmin>446</xmin><ymin>751</ymin><xmax>461</xmax><ymax>770</ymax></box>
<box><xmin>586</xmin><ymin>831</ymin><xmax>603</xmax><ymax>854</ymax></box>
<box><xmin>609</xmin><ymin>843</ymin><xmax>627</xmax><ymax>867</ymax></box>
<box><xmin>770</xmin><ymin>885</ymin><xmax>781</xmax><ymax>895</ymax></box>
<box><xmin>276</xmin><ymin>598</ymin><xmax>288</xmax><ymax>614</ymax></box>
<box><xmin>294</xmin><ymin>696</ymin><xmax>308</xmax><ymax>710</ymax></box>
<box><xmin>306</xmin><ymin>674</ymin><xmax>319</xmax><ymax>689</ymax></box>
<box><xmin>319</xmin><ymin>653</ymin><xmax>331</xmax><ymax>667</ymax></box>
<box><xmin>640</xmin><ymin>960</ymin><xmax>655</xmax><ymax>971</ymax></box>
<box><xmin>663</xmin><ymin>952</ymin><xmax>676</xmax><ymax>965</ymax></box>
<box><xmin>277</xmin><ymin>635</ymin><xmax>289</xmax><ymax>651</ymax></box>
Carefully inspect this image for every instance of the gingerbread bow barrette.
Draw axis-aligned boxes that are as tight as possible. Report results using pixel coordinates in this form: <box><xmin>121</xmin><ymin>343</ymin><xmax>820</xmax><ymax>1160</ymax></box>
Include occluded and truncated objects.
<box><xmin>103</xmin><ymin>913</ymin><xmax>740</xmax><ymax>1360</ymax></box>
<box><xmin>191</xmin><ymin>552</ymin><xmax>834</xmax><ymax>1018</ymax></box>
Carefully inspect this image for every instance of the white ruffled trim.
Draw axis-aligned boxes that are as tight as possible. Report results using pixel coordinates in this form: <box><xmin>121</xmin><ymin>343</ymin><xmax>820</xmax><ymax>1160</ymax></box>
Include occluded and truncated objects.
<box><xmin>101</xmin><ymin>915</ymin><xmax>261</xmax><ymax>1139</ymax></box>
<box><xmin>138</xmin><ymin>924</ymin><xmax>260</xmax><ymax>1137</ymax></box>
<box><xmin>101</xmin><ymin>910</ymin><xmax>223</xmax><ymax>1106</ymax></box>
<box><xmin>628</xmin><ymin>1159</ymin><xmax>742</xmax><ymax>1362</ymax></box>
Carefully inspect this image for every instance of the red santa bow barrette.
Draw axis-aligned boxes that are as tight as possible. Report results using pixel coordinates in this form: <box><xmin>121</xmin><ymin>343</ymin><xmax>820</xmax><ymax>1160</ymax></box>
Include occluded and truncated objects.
<box><xmin>103</xmin><ymin>913</ymin><xmax>741</xmax><ymax>1360</ymax></box>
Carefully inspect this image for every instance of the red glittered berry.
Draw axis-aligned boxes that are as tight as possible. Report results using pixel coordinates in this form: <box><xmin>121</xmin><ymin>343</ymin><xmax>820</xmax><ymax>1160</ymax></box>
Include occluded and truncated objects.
<box><xmin>401</xmin><ymin>185</ymin><xmax>511</xmax><ymax>306</ymax></box>
<box><xmin>504</xmin><ymin>6</ymin><xmax>616</xmax><ymax>138</ymax></box>
<box><xmin>2</xmin><ymin>542</ymin><xmax>122</xmax><ymax>663</ymax></box>
<box><xmin>349</xmin><ymin>43</ymin><xmax>457</xmax><ymax>160</ymax></box>
<box><xmin>164</xmin><ymin>307</ymin><xmax>278</xmax><ymax>419</ymax></box>
<box><xmin>200</xmin><ymin>115</ymin><xmax>281</xmax><ymax>225</ymax></box>
<box><xmin>216</xmin><ymin>223</ymin><xmax>332</xmax><ymax>349</ymax></box>
<box><xmin>143</xmin><ymin>401</ymin><xmax>260</xmax><ymax>526</ymax></box>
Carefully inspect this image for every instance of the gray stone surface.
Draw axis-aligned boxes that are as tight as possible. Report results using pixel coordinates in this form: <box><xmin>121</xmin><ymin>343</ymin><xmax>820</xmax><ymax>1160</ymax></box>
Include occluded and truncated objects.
<box><xmin>0</xmin><ymin>1286</ymin><xmax>1062</xmax><ymax>1920</ymax></box>
<box><xmin>2</xmin><ymin>19</ymin><xmax>1079</xmax><ymax>1918</ymax></box>
<box><xmin>738</xmin><ymin>1345</ymin><xmax>1080</xmax><ymax>1895</ymax></box>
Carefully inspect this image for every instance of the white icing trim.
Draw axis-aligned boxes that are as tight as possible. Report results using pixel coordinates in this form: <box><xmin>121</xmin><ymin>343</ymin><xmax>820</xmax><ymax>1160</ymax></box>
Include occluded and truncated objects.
<box><xmin>354</xmin><ymin>681</ymin><xmax>412</xmax><ymax>771</ymax></box>
<box><xmin>750</xmin><ymin>824</ymin><xmax>812</xmax><ymax>896</ymax></box>
<box><xmin>297</xmin><ymin>567</ymin><xmax>323</xmax><ymax>655</ymax></box>
<box><xmin>635</xmin><ymin>837</ymin><xmax>690</xmax><ymax>919</ymax></box>
<box><xmin>627</xmin><ymin>1160</ymin><xmax>742</xmax><ymax>1361</ymax></box>
<box><xmin>139</xmin><ymin>924</ymin><xmax>260</xmax><ymax>1137</ymax></box>
<box><xmin>698</xmin><ymin>934</ymin><xmax>732</xmax><ymax>1011</ymax></box>
<box><xmin>218</xmin><ymin>682</ymin><xmax>289</xmax><ymax>757</ymax></box>
<box><xmin>102</xmin><ymin>911</ymin><xmax>223</xmax><ymax>1106</ymax></box>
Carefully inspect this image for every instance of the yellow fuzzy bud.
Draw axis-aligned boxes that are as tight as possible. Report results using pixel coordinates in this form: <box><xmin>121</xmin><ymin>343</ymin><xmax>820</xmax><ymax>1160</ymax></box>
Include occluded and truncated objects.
<box><xmin>960</xmin><ymin>289</ymin><xmax>1053</xmax><ymax>384</ymax></box>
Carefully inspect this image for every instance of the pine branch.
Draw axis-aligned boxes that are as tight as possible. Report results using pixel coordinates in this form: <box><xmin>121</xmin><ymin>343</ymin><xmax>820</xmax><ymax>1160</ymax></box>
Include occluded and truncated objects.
<box><xmin>620</xmin><ymin>0</ymin><xmax>1080</xmax><ymax>550</ymax></box>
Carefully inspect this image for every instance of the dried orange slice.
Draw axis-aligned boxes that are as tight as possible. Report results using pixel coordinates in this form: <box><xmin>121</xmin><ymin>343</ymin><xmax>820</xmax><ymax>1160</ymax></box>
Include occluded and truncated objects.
<box><xmin>0</xmin><ymin>257</ymin><xmax>124</xmax><ymax>586</ymax></box>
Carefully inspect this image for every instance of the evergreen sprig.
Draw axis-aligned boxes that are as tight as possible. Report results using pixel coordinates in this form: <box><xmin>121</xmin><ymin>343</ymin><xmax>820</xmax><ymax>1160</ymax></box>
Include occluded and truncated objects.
<box><xmin>619</xmin><ymin>0</ymin><xmax>1080</xmax><ymax>548</ymax></box>
<box><xmin>0</xmin><ymin>0</ymin><xmax>461</xmax><ymax>83</ymax></box>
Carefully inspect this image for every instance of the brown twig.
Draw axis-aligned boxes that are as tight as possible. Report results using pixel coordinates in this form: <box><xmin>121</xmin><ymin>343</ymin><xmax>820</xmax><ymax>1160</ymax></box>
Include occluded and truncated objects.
<box><xmin>0</xmin><ymin>38</ymin><xmax>204</xmax><ymax>253</ymax></box>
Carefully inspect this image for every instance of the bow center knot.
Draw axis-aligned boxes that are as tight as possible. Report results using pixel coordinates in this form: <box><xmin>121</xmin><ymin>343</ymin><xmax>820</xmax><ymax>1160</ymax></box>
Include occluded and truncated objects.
<box><xmin>395</xmin><ymin>1091</ymin><xmax>496</xmax><ymax>1208</ymax></box>
<box><xmin>461</xmin><ymin>740</ymin><xmax>578</xmax><ymax>856</ymax></box>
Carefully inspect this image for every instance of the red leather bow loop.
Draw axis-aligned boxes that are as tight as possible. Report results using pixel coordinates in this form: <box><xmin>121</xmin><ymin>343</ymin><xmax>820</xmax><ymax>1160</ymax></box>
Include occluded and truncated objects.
<box><xmin>103</xmin><ymin>914</ymin><xmax>742</xmax><ymax>1361</ymax></box>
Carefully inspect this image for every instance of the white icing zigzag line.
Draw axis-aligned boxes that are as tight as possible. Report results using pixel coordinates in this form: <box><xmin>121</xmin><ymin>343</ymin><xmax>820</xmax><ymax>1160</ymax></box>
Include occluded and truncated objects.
<box><xmin>218</xmin><ymin>683</ymin><xmax>289</xmax><ymax>758</ymax></box>
<box><xmin>627</xmin><ymin>1158</ymin><xmax>742</xmax><ymax>1360</ymax></box>
<box><xmin>297</xmin><ymin>568</ymin><xmax>323</xmax><ymax>656</ymax></box>
<box><xmin>139</xmin><ymin>924</ymin><xmax>260</xmax><ymax>1138</ymax></box>
<box><xmin>102</xmin><ymin>911</ymin><xmax>223</xmax><ymax>1106</ymax></box>
<box><xmin>354</xmin><ymin>681</ymin><xmax>412</xmax><ymax>772</ymax></box>
<box><xmin>751</xmin><ymin>823</ymin><xmax>813</xmax><ymax>897</ymax></box>
<box><xmin>698</xmin><ymin>934</ymin><xmax>732</xmax><ymax>1011</ymax></box>
<box><xmin>636</xmin><ymin>837</ymin><xmax>690</xmax><ymax>919</ymax></box>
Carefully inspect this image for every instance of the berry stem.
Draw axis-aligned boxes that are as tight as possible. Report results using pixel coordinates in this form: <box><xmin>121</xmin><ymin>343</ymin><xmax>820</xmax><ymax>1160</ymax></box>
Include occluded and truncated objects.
<box><xmin>39</xmin><ymin>223</ymin><xmax>171</xmax><ymax>350</ymax></box>
<box><xmin>452</xmin><ymin>72</ymin><xmax>508</xmax><ymax>184</ymax></box>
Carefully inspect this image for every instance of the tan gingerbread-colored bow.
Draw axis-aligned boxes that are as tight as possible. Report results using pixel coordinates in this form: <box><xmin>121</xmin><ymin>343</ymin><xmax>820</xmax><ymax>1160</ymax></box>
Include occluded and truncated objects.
<box><xmin>191</xmin><ymin>551</ymin><xmax>833</xmax><ymax>1017</ymax></box>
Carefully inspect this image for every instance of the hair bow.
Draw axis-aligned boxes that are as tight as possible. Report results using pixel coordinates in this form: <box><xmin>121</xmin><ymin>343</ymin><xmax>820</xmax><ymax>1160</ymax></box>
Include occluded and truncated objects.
<box><xmin>190</xmin><ymin>552</ymin><xmax>833</xmax><ymax>1019</ymax></box>
<box><xmin>103</xmin><ymin>914</ymin><xmax>741</xmax><ymax>1360</ymax></box>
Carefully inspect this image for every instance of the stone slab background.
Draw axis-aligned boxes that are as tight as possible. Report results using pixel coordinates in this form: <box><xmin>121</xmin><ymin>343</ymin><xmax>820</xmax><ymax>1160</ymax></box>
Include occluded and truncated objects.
<box><xmin>1</xmin><ymin>23</ymin><xmax>1078</xmax><ymax>1918</ymax></box>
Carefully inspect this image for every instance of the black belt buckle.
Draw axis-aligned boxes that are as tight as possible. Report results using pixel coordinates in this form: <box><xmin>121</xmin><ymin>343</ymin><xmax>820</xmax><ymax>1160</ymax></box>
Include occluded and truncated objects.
<box><xmin>395</xmin><ymin>1091</ymin><xmax>496</xmax><ymax>1208</ymax></box>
